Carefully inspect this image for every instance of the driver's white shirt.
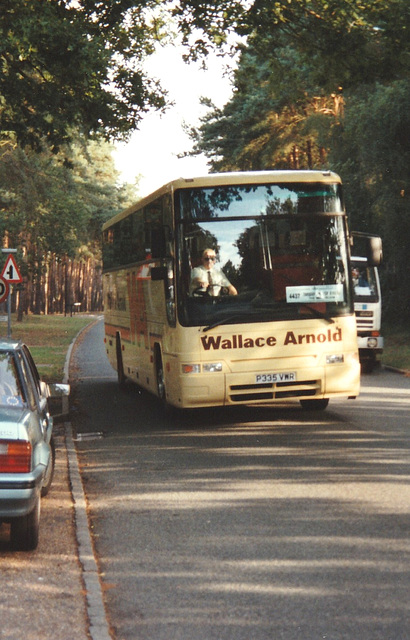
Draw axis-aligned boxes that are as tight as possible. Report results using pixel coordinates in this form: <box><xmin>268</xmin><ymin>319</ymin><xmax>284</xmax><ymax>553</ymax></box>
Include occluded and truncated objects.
<box><xmin>190</xmin><ymin>264</ymin><xmax>232</xmax><ymax>296</ymax></box>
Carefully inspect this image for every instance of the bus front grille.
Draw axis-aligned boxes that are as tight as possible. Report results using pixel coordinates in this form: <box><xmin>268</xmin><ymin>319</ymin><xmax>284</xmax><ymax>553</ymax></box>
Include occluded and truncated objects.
<box><xmin>356</xmin><ymin>318</ymin><xmax>374</xmax><ymax>330</ymax></box>
<box><xmin>228</xmin><ymin>379</ymin><xmax>320</xmax><ymax>403</ymax></box>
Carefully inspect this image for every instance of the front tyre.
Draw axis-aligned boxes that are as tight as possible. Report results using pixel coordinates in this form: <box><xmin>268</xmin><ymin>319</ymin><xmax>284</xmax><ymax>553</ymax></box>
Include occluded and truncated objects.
<box><xmin>155</xmin><ymin>348</ymin><xmax>177</xmax><ymax>418</ymax></box>
<box><xmin>360</xmin><ymin>357</ymin><xmax>375</xmax><ymax>374</ymax></box>
<box><xmin>41</xmin><ymin>436</ymin><xmax>56</xmax><ymax>497</ymax></box>
<box><xmin>116</xmin><ymin>333</ymin><xmax>126</xmax><ymax>389</ymax></box>
<box><xmin>11</xmin><ymin>496</ymin><xmax>41</xmax><ymax>551</ymax></box>
<box><xmin>300</xmin><ymin>398</ymin><xmax>329</xmax><ymax>411</ymax></box>
<box><xmin>155</xmin><ymin>351</ymin><xmax>166</xmax><ymax>405</ymax></box>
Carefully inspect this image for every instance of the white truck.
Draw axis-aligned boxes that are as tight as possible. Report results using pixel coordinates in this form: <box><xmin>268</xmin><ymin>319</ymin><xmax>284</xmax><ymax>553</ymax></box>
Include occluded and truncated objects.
<box><xmin>351</xmin><ymin>254</ymin><xmax>383</xmax><ymax>373</ymax></box>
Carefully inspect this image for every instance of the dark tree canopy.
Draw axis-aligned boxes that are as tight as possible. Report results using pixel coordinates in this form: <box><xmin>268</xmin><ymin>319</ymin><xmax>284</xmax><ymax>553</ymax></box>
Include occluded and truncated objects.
<box><xmin>173</xmin><ymin>0</ymin><xmax>410</xmax><ymax>90</ymax></box>
<box><xmin>0</xmin><ymin>0</ymin><xmax>167</xmax><ymax>151</ymax></box>
<box><xmin>171</xmin><ymin>0</ymin><xmax>410</xmax><ymax>321</ymax></box>
<box><xmin>2</xmin><ymin>1</ymin><xmax>409</xmax><ymax>151</ymax></box>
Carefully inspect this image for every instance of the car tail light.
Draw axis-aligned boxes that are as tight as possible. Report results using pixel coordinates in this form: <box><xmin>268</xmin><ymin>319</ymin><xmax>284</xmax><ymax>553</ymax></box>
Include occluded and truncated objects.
<box><xmin>0</xmin><ymin>440</ymin><xmax>32</xmax><ymax>473</ymax></box>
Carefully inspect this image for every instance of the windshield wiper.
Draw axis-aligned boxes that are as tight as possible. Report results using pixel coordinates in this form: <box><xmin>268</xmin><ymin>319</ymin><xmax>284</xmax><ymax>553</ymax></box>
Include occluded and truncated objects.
<box><xmin>299</xmin><ymin>304</ymin><xmax>335</xmax><ymax>324</ymax></box>
<box><xmin>203</xmin><ymin>315</ymin><xmax>247</xmax><ymax>332</ymax></box>
<box><xmin>202</xmin><ymin>304</ymin><xmax>335</xmax><ymax>331</ymax></box>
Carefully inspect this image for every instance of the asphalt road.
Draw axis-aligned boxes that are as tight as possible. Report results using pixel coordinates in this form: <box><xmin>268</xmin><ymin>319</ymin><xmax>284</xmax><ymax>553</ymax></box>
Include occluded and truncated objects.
<box><xmin>69</xmin><ymin>318</ymin><xmax>410</xmax><ymax>640</ymax></box>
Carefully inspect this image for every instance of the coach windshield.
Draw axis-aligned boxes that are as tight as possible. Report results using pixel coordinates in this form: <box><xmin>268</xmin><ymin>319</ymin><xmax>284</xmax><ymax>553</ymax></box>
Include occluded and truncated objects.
<box><xmin>175</xmin><ymin>183</ymin><xmax>352</xmax><ymax>328</ymax></box>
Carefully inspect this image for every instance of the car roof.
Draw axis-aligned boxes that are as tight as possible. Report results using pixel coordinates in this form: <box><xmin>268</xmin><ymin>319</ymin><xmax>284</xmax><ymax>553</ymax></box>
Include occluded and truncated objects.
<box><xmin>0</xmin><ymin>339</ymin><xmax>23</xmax><ymax>352</ymax></box>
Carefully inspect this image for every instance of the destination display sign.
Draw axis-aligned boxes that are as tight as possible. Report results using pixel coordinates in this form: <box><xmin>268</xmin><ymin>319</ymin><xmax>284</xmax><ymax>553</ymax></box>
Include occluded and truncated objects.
<box><xmin>286</xmin><ymin>284</ymin><xmax>344</xmax><ymax>303</ymax></box>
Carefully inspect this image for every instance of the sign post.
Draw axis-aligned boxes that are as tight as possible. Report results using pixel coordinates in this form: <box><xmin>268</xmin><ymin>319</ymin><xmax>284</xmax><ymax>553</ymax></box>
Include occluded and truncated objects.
<box><xmin>1</xmin><ymin>249</ymin><xmax>23</xmax><ymax>338</ymax></box>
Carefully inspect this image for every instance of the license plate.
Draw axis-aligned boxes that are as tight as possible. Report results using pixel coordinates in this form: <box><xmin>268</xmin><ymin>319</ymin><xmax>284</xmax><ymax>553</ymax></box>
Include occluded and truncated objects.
<box><xmin>255</xmin><ymin>372</ymin><xmax>296</xmax><ymax>384</ymax></box>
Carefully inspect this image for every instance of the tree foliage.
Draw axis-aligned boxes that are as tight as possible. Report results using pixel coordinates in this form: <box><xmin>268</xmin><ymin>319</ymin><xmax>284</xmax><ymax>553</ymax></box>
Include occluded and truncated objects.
<box><xmin>329</xmin><ymin>81</ymin><xmax>410</xmax><ymax>320</ymax></box>
<box><xmin>0</xmin><ymin>0</ymin><xmax>167</xmax><ymax>151</ymax></box>
<box><xmin>175</xmin><ymin>0</ymin><xmax>410</xmax><ymax>321</ymax></box>
<box><xmin>0</xmin><ymin>0</ymin><xmax>157</xmax><ymax>313</ymax></box>
<box><xmin>1</xmin><ymin>0</ymin><xmax>409</xmax><ymax>319</ymax></box>
<box><xmin>0</xmin><ymin>137</ymin><xmax>136</xmax><ymax>274</ymax></box>
<box><xmin>187</xmin><ymin>42</ymin><xmax>341</xmax><ymax>172</ymax></box>
<box><xmin>173</xmin><ymin>0</ymin><xmax>409</xmax><ymax>88</ymax></box>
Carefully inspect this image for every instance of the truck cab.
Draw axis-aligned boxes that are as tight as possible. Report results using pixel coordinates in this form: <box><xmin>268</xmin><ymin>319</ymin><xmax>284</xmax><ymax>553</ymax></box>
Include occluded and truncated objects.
<box><xmin>351</xmin><ymin>256</ymin><xmax>383</xmax><ymax>373</ymax></box>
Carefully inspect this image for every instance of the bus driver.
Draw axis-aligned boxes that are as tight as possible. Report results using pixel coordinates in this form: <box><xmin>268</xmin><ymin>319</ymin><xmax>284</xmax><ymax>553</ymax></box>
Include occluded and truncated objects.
<box><xmin>190</xmin><ymin>248</ymin><xmax>237</xmax><ymax>296</ymax></box>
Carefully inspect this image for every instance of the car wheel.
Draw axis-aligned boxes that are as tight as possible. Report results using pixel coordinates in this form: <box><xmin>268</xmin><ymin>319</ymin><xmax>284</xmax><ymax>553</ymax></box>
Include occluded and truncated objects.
<box><xmin>300</xmin><ymin>398</ymin><xmax>329</xmax><ymax>411</ymax></box>
<box><xmin>41</xmin><ymin>436</ymin><xmax>56</xmax><ymax>497</ymax></box>
<box><xmin>116</xmin><ymin>333</ymin><xmax>126</xmax><ymax>389</ymax></box>
<box><xmin>10</xmin><ymin>496</ymin><xmax>41</xmax><ymax>551</ymax></box>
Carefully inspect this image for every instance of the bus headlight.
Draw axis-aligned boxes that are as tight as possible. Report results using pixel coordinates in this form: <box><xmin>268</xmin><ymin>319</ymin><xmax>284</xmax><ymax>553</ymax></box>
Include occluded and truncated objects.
<box><xmin>181</xmin><ymin>364</ymin><xmax>201</xmax><ymax>374</ymax></box>
<box><xmin>181</xmin><ymin>363</ymin><xmax>222</xmax><ymax>374</ymax></box>
<box><xmin>203</xmin><ymin>362</ymin><xmax>222</xmax><ymax>373</ymax></box>
<box><xmin>326</xmin><ymin>354</ymin><xmax>344</xmax><ymax>364</ymax></box>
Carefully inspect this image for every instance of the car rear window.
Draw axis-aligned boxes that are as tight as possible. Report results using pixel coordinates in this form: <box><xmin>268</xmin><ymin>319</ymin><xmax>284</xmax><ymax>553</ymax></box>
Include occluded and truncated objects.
<box><xmin>0</xmin><ymin>353</ymin><xmax>25</xmax><ymax>407</ymax></box>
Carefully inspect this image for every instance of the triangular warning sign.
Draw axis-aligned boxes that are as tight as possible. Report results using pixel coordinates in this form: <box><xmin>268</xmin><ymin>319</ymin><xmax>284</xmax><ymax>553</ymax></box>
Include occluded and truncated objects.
<box><xmin>1</xmin><ymin>254</ymin><xmax>22</xmax><ymax>283</ymax></box>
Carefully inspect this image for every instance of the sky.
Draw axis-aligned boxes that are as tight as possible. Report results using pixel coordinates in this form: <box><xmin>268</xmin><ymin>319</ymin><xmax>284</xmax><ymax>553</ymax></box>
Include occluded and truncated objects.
<box><xmin>113</xmin><ymin>43</ymin><xmax>234</xmax><ymax>198</ymax></box>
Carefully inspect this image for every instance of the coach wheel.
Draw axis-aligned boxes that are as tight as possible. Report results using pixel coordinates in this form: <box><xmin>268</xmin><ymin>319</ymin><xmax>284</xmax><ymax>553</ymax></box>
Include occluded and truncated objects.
<box><xmin>155</xmin><ymin>351</ymin><xmax>166</xmax><ymax>405</ymax></box>
<box><xmin>300</xmin><ymin>398</ymin><xmax>329</xmax><ymax>411</ymax></box>
<box><xmin>360</xmin><ymin>357</ymin><xmax>375</xmax><ymax>374</ymax></box>
<box><xmin>116</xmin><ymin>333</ymin><xmax>126</xmax><ymax>389</ymax></box>
<box><xmin>155</xmin><ymin>350</ymin><xmax>178</xmax><ymax>419</ymax></box>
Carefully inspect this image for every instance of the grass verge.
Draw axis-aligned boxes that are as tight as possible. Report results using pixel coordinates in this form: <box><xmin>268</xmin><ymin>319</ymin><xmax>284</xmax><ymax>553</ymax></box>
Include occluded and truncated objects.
<box><xmin>0</xmin><ymin>313</ymin><xmax>408</xmax><ymax>382</ymax></box>
<box><xmin>382</xmin><ymin>324</ymin><xmax>410</xmax><ymax>373</ymax></box>
<box><xmin>0</xmin><ymin>313</ymin><xmax>97</xmax><ymax>382</ymax></box>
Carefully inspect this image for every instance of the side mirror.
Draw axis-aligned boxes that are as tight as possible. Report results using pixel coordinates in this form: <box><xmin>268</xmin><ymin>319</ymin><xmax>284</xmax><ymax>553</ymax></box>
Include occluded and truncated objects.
<box><xmin>48</xmin><ymin>383</ymin><xmax>70</xmax><ymax>418</ymax></box>
<box><xmin>48</xmin><ymin>383</ymin><xmax>70</xmax><ymax>398</ymax></box>
<box><xmin>150</xmin><ymin>266</ymin><xmax>167</xmax><ymax>281</ymax></box>
<box><xmin>366</xmin><ymin>236</ymin><xmax>382</xmax><ymax>266</ymax></box>
<box><xmin>40</xmin><ymin>380</ymin><xmax>70</xmax><ymax>399</ymax></box>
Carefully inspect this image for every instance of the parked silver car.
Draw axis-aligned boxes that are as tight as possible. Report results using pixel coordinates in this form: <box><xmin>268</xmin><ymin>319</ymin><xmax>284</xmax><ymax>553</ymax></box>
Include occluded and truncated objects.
<box><xmin>0</xmin><ymin>340</ymin><xmax>69</xmax><ymax>550</ymax></box>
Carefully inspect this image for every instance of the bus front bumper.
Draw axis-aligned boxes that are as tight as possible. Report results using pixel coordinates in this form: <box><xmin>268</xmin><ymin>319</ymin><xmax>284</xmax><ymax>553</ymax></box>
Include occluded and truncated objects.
<box><xmin>176</xmin><ymin>361</ymin><xmax>360</xmax><ymax>408</ymax></box>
